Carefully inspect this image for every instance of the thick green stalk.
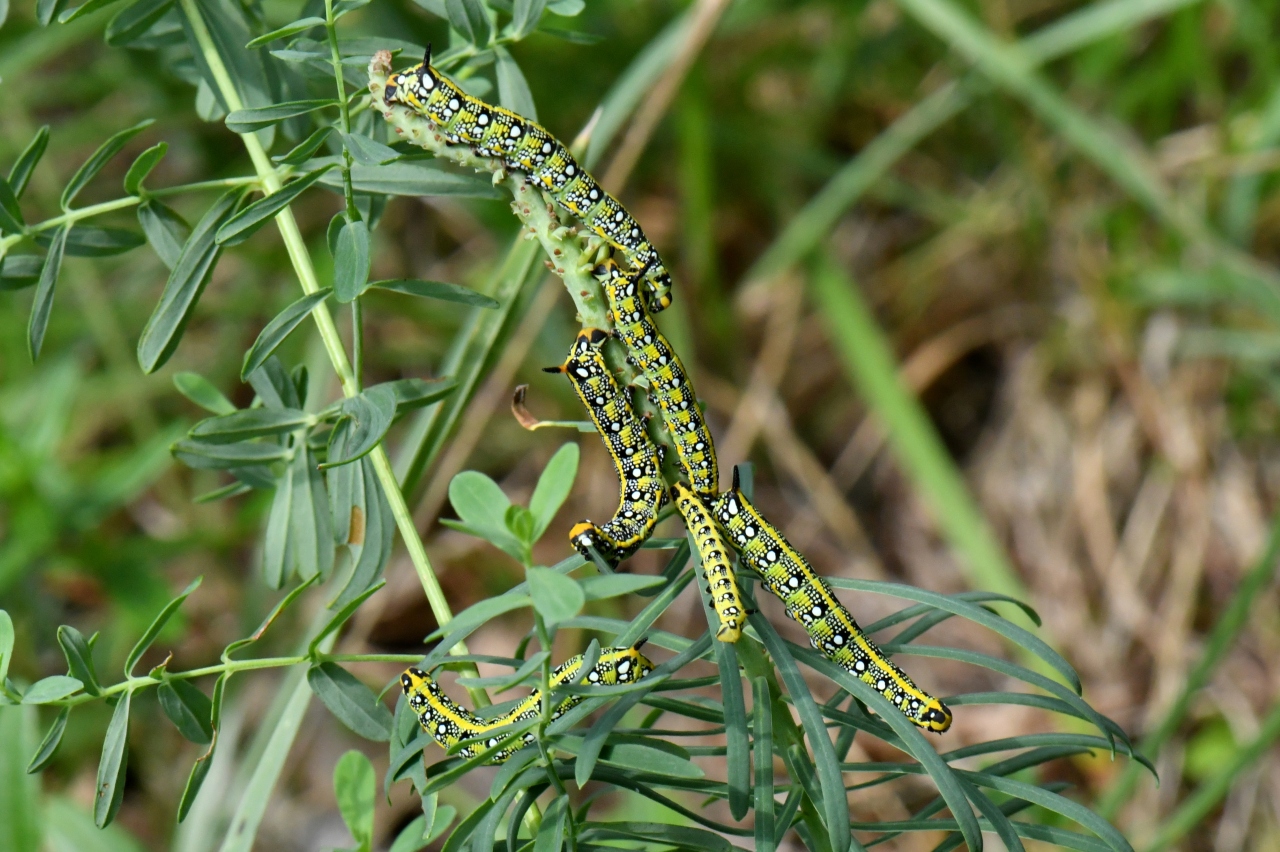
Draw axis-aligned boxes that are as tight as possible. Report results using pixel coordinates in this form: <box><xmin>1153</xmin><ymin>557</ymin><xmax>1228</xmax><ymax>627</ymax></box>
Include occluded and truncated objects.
<box><xmin>175</xmin><ymin>0</ymin><xmax>480</xmax><ymax>700</ymax></box>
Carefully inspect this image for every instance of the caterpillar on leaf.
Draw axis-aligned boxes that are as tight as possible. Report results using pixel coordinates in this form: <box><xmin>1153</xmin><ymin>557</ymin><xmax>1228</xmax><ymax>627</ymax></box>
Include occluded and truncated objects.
<box><xmin>713</xmin><ymin>467</ymin><xmax>952</xmax><ymax>733</ymax></box>
<box><xmin>381</xmin><ymin>46</ymin><xmax>674</xmax><ymax>313</ymax></box>
<box><xmin>544</xmin><ymin>328</ymin><xmax>668</xmax><ymax>566</ymax></box>
<box><xmin>597</xmin><ymin>258</ymin><xmax>718</xmax><ymax>497</ymax></box>
<box><xmin>673</xmin><ymin>482</ymin><xmax>744</xmax><ymax>643</ymax></box>
<box><xmin>402</xmin><ymin>642</ymin><xmax>655</xmax><ymax>763</ymax></box>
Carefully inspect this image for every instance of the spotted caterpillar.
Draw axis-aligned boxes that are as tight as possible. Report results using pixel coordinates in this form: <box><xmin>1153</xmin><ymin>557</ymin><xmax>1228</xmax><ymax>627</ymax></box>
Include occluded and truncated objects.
<box><xmin>544</xmin><ymin>328</ymin><xmax>668</xmax><ymax>566</ymax></box>
<box><xmin>713</xmin><ymin>467</ymin><xmax>951</xmax><ymax>732</ymax></box>
<box><xmin>380</xmin><ymin>47</ymin><xmax>673</xmax><ymax>312</ymax></box>
<box><xmin>596</xmin><ymin>258</ymin><xmax>718</xmax><ymax>497</ymax></box>
<box><xmin>402</xmin><ymin>642</ymin><xmax>654</xmax><ymax>762</ymax></box>
<box><xmin>672</xmin><ymin>482</ymin><xmax>744</xmax><ymax>643</ymax></box>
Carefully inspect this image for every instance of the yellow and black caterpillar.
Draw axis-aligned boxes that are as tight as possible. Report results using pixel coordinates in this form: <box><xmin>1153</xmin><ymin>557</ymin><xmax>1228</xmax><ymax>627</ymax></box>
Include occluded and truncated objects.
<box><xmin>381</xmin><ymin>47</ymin><xmax>673</xmax><ymax>313</ymax></box>
<box><xmin>597</xmin><ymin>259</ymin><xmax>718</xmax><ymax>497</ymax></box>
<box><xmin>713</xmin><ymin>467</ymin><xmax>952</xmax><ymax>733</ymax></box>
<box><xmin>544</xmin><ymin>328</ymin><xmax>668</xmax><ymax>566</ymax></box>
<box><xmin>672</xmin><ymin>482</ymin><xmax>744</xmax><ymax>643</ymax></box>
<box><xmin>402</xmin><ymin>642</ymin><xmax>655</xmax><ymax>763</ymax></box>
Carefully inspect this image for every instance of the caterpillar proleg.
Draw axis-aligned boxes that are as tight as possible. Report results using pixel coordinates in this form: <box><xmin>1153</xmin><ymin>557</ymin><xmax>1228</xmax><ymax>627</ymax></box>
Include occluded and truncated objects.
<box><xmin>402</xmin><ymin>642</ymin><xmax>655</xmax><ymax>762</ymax></box>
<box><xmin>544</xmin><ymin>328</ymin><xmax>668</xmax><ymax>566</ymax></box>
<box><xmin>673</xmin><ymin>482</ymin><xmax>744</xmax><ymax>642</ymax></box>
<box><xmin>381</xmin><ymin>47</ymin><xmax>674</xmax><ymax>312</ymax></box>
<box><xmin>713</xmin><ymin>467</ymin><xmax>952</xmax><ymax>732</ymax></box>
<box><xmin>597</xmin><ymin>258</ymin><xmax>718</xmax><ymax>497</ymax></box>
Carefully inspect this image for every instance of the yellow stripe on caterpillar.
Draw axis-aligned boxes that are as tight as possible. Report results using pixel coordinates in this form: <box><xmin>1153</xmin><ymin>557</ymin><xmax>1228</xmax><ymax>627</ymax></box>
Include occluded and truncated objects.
<box><xmin>381</xmin><ymin>46</ymin><xmax>674</xmax><ymax>313</ymax></box>
<box><xmin>401</xmin><ymin>642</ymin><xmax>655</xmax><ymax>763</ymax></box>
<box><xmin>544</xmin><ymin>328</ymin><xmax>667</xmax><ymax>566</ymax></box>
<box><xmin>673</xmin><ymin>482</ymin><xmax>744</xmax><ymax>642</ymax></box>
<box><xmin>596</xmin><ymin>258</ymin><xmax>718</xmax><ymax>497</ymax></box>
<box><xmin>712</xmin><ymin>467</ymin><xmax>951</xmax><ymax>733</ymax></box>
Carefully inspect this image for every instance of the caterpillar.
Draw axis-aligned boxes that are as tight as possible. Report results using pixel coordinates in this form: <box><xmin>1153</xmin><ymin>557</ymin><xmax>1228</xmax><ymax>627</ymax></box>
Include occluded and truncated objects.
<box><xmin>712</xmin><ymin>467</ymin><xmax>952</xmax><ymax>733</ymax></box>
<box><xmin>381</xmin><ymin>47</ymin><xmax>673</xmax><ymax>313</ymax></box>
<box><xmin>672</xmin><ymin>482</ymin><xmax>744</xmax><ymax>643</ymax></box>
<box><xmin>544</xmin><ymin>328</ymin><xmax>668</xmax><ymax>566</ymax></box>
<box><xmin>402</xmin><ymin>642</ymin><xmax>655</xmax><ymax>763</ymax></box>
<box><xmin>597</xmin><ymin>258</ymin><xmax>718</xmax><ymax>497</ymax></box>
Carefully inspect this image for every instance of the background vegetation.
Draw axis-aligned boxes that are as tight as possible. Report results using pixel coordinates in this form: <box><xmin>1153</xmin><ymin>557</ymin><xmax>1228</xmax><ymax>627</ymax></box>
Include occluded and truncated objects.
<box><xmin>1</xmin><ymin>0</ymin><xmax>1278</xmax><ymax>847</ymax></box>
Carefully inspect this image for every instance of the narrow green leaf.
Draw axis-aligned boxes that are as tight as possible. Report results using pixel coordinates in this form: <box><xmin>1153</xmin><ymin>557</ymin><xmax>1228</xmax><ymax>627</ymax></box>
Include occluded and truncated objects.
<box><xmin>137</xmin><ymin>188</ymin><xmax>243</xmax><ymax>373</ymax></box>
<box><xmin>526</xmin><ymin>567</ymin><xmax>584</xmax><ymax>627</ymax></box>
<box><xmin>510</xmin><ymin>0</ymin><xmax>546</xmax><ymax>38</ymax></box>
<box><xmin>223</xmin><ymin>576</ymin><xmax>320</xmax><ymax>660</ymax></box>
<box><xmin>274</xmin><ymin>126</ymin><xmax>335</xmax><ymax>167</ymax></box>
<box><xmin>173</xmin><ymin>372</ymin><xmax>235</xmax><ymax>415</ymax></box>
<box><xmin>704</xmin><ymin>596</ymin><xmax>748</xmax><ymax>818</ymax></box>
<box><xmin>26</xmin><ymin>706</ymin><xmax>70</xmax><ymax>774</ymax></box>
<box><xmin>124</xmin><ymin>577</ymin><xmax>201</xmax><ymax>675</ymax></box>
<box><xmin>240</xmin><ymin>289</ymin><xmax>332</xmax><ymax>379</ymax></box>
<box><xmin>753</xmin><ymin>677</ymin><xmax>775</xmax><ymax>851</ymax></box>
<box><xmin>308</xmin><ymin>663</ymin><xmax>393</xmax><ymax>741</ymax></box>
<box><xmin>334</xmin><ymin>750</ymin><xmax>376</xmax><ymax>846</ymax></box>
<box><xmin>158</xmin><ymin>680</ymin><xmax>213</xmax><ymax>744</ymax></box>
<box><xmin>57</xmin><ymin>0</ymin><xmax>128</xmax><ymax>22</ymax></box>
<box><xmin>61</xmin><ymin>120</ymin><xmax>153</xmax><ymax>210</ymax></box>
<box><xmin>27</xmin><ymin>225</ymin><xmax>67</xmax><ymax>362</ymax></box>
<box><xmin>0</xmin><ymin>704</ymin><xmax>41</xmax><ymax>852</ymax></box>
<box><xmin>244</xmin><ymin>16</ymin><xmax>324</xmax><ymax>47</ymax></box>
<box><xmin>494</xmin><ymin>46</ymin><xmax>536</xmax><ymax>121</ymax></box>
<box><xmin>177</xmin><ymin>739</ymin><xmax>216</xmax><ymax>823</ymax></box>
<box><xmin>379</xmin><ymin>377</ymin><xmax>457</xmax><ymax>414</ymax></box>
<box><xmin>289</xmin><ymin>446</ymin><xmax>334</xmax><ymax>581</ymax></box>
<box><xmin>323</xmin><ymin>384</ymin><xmax>396</xmax><ymax>467</ymax></box>
<box><xmin>749</xmin><ymin>614</ymin><xmax>851</xmax><ymax>852</ymax></box>
<box><xmin>578</xmin><ymin>573</ymin><xmax>663</xmax><ymax>600</ymax></box>
<box><xmin>105</xmin><ymin>0</ymin><xmax>173</xmax><ymax>45</ymax></box>
<box><xmin>333</xmin><ymin>218</ymin><xmax>371</xmax><ymax>303</ymax></box>
<box><xmin>8</xmin><ymin>126</ymin><xmax>50</xmax><ymax>198</ymax></box>
<box><xmin>0</xmin><ymin>178</ymin><xmax>25</xmax><ymax>233</ymax></box>
<box><xmin>340</xmin><ymin>132</ymin><xmax>401</xmax><ymax>167</ymax></box>
<box><xmin>388</xmin><ymin>814</ymin><xmax>429</xmax><ymax>852</ymax></box>
<box><xmin>0</xmin><ymin>611</ymin><xmax>13</xmax><ymax>686</ymax></box>
<box><xmin>324</xmin><ymin>161</ymin><xmax>503</xmax><ymax>198</ymax></box>
<box><xmin>444</xmin><ymin>0</ymin><xmax>489</xmax><ymax>44</ymax></box>
<box><xmin>36</xmin><ymin>0</ymin><xmax>67</xmax><ymax>24</ymax></box>
<box><xmin>262</xmin><ymin>466</ymin><xmax>293</xmax><ymax>589</ymax></box>
<box><xmin>370</xmin><ymin>278</ymin><xmax>499</xmax><ymax>308</ymax></box>
<box><xmin>41</xmin><ymin>225</ymin><xmax>146</xmax><ymax>257</ymax></box>
<box><xmin>1</xmin><ymin>255</ymin><xmax>41</xmax><ymax>290</ymax></box>
<box><xmin>528</xmin><ymin>443</ymin><xmax>578</xmax><ymax>541</ymax></box>
<box><xmin>224</xmin><ymin>99</ymin><xmax>334</xmax><ymax>133</ymax></box>
<box><xmin>137</xmin><ymin>198</ymin><xmax>190</xmax><ymax>270</ymax></box>
<box><xmin>329</xmin><ymin>460</ymin><xmax>394</xmax><ymax>610</ymax></box>
<box><xmin>189</xmin><ymin>408</ymin><xmax>310</xmax><ymax>443</ymax></box>
<box><xmin>216</xmin><ymin>166</ymin><xmax>333</xmax><ymax>245</ymax></box>
<box><xmin>93</xmin><ymin>691</ymin><xmax>130</xmax><ymax>827</ymax></box>
<box><xmin>171</xmin><ymin>439</ymin><xmax>289</xmax><ymax>469</ymax></box>
<box><xmin>21</xmin><ymin>677</ymin><xmax>83</xmax><ymax>705</ymax></box>
<box><xmin>533</xmin><ymin>796</ymin><xmax>566</xmax><ymax>852</ymax></box>
<box><xmin>56</xmin><ymin>626</ymin><xmax>100</xmax><ymax>697</ymax></box>
<box><xmin>601</xmin><ymin>740</ymin><xmax>703</xmax><ymax>778</ymax></box>
<box><xmin>123</xmin><ymin>142</ymin><xmax>167</xmax><ymax>195</ymax></box>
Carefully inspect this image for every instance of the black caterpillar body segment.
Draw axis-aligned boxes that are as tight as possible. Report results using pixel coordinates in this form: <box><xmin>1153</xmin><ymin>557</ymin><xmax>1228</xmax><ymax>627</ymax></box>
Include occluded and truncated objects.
<box><xmin>597</xmin><ymin>258</ymin><xmax>718</xmax><ymax>496</ymax></box>
<box><xmin>544</xmin><ymin>328</ymin><xmax>668</xmax><ymax>566</ymax></box>
<box><xmin>712</xmin><ymin>467</ymin><xmax>952</xmax><ymax>733</ymax></box>
<box><xmin>401</xmin><ymin>643</ymin><xmax>655</xmax><ymax>763</ymax></box>
<box><xmin>672</xmin><ymin>482</ymin><xmax>744</xmax><ymax>642</ymax></box>
<box><xmin>382</xmin><ymin>48</ymin><xmax>673</xmax><ymax>312</ymax></box>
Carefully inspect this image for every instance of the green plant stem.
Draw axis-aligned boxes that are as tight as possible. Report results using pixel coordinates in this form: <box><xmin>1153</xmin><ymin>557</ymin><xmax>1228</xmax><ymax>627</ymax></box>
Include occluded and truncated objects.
<box><xmin>0</xmin><ymin>176</ymin><xmax>259</xmax><ymax>255</ymax></box>
<box><xmin>176</xmin><ymin>0</ymin><xmax>485</xmax><ymax>704</ymax></box>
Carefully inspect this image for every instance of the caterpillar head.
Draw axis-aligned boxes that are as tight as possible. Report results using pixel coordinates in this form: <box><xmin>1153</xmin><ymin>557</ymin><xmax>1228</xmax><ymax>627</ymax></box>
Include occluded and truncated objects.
<box><xmin>384</xmin><ymin>44</ymin><xmax>443</xmax><ymax>111</ymax></box>
<box><xmin>914</xmin><ymin>697</ymin><xmax>953</xmax><ymax>734</ymax></box>
<box><xmin>400</xmin><ymin>666</ymin><xmax>436</xmax><ymax>714</ymax></box>
<box><xmin>570</xmin><ymin>521</ymin><xmax>620</xmax><ymax>567</ymax></box>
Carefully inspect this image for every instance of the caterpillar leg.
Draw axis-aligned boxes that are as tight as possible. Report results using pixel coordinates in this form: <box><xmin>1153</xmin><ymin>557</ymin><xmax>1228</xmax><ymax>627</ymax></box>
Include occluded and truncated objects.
<box><xmin>711</xmin><ymin>467</ymin><xmax>951</xmax><ymax>733</ymax></box>
<box><xmin>545</xmin><ymin>329</ymin><xmax>667</xmax><ymax>567</ymax></box>
<box><xmin>672</xmin><ymin>483</ymin><xmax>744</xmax><ymax>642</ymax></box>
